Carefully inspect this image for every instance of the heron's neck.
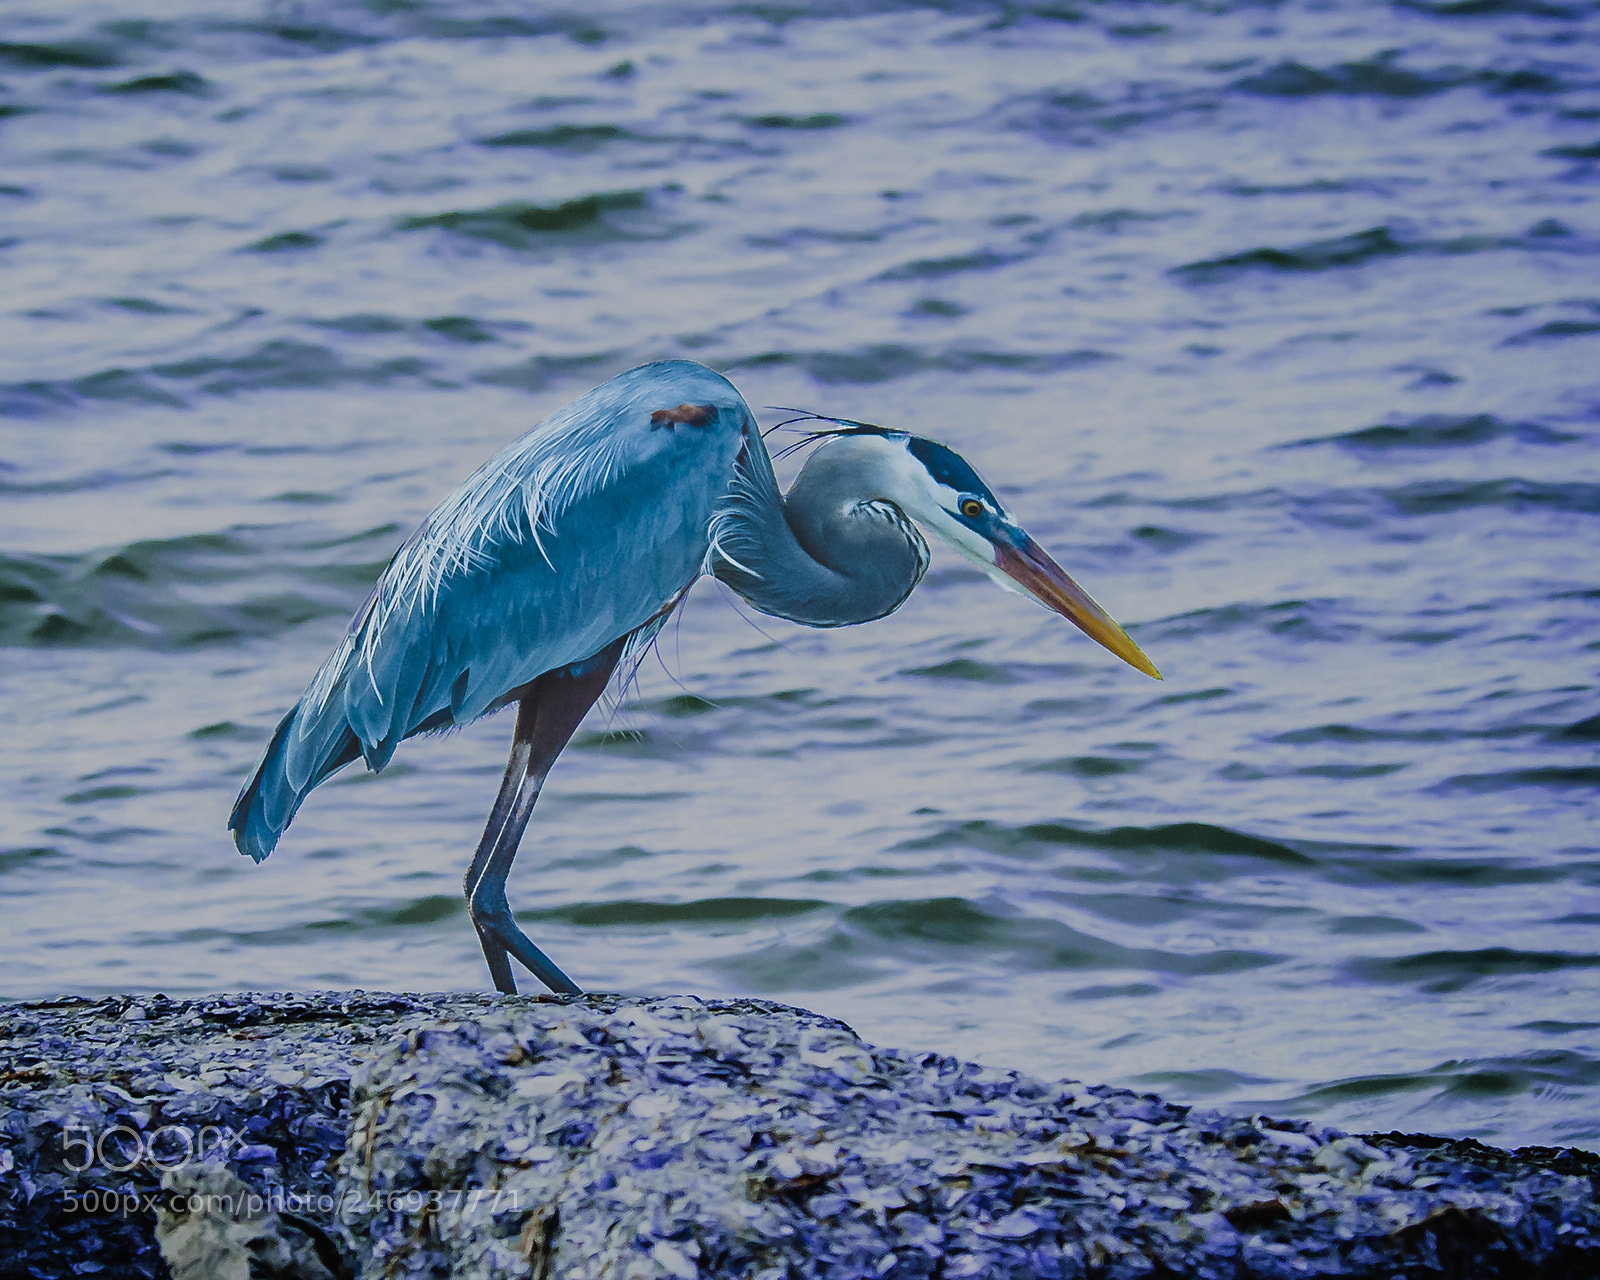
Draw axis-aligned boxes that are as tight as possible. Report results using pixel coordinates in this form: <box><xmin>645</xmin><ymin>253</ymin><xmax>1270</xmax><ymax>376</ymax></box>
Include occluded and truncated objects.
<box><xmin>711</xmin><ymin>433</ymin><xmax>929</xmax><ymax>627</ymax></box>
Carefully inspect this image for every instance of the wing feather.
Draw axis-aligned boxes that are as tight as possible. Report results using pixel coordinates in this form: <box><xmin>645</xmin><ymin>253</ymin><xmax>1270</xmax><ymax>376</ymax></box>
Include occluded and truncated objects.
<box><xmin>230</xmin><ymin>360</ymin><xmax>751</xmax><ymax>862</ymax></box>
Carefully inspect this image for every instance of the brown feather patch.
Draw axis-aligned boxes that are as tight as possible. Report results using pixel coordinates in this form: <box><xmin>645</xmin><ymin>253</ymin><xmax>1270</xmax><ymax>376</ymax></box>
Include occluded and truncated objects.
<box><xmin>650</xmin><ymin>403</ymin><xmax>716</xmax><ymax>429</ymax></box>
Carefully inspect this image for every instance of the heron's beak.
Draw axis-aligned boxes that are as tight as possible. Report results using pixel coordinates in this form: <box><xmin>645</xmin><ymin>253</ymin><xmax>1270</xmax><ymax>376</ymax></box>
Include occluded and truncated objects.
<box><xmin>994</xmin><ymin>533</ymin><xmax>1162</xmax><ymax>679</ymax></box>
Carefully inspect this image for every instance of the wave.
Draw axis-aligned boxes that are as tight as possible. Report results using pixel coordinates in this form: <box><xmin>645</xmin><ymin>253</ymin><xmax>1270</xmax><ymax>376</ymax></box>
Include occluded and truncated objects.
<box><xmin>0</xmin><ymin>321</ymin><xmax>628</xmax><ymax>417</ymax></box>
<box><xmin>1231</xmin><ymin>55</ymin><xmax>1574</xmax><ymax>100</ymax></box>
<box><xmin>1544</xmin><ymin>140</ymin><xmax>1600</xmax><ymax>161</ymax></box>
<box><xmin>476</xmin><ymin>352</ymin><xmax>624</xmax><ymax>392</ymax></box>
<box><xmin>0</xmin><ymin>8</ymin><xmax>738</xmax><ymax>77</ymax></box>
<box><xmin>1346</xmin><ymin>947</ymin><xmax>1600</xmax><ymax>992</ymax></box>
<box><xmin>1397</xmin><ymin>0</ymin><xmax>1594</xmax><ymax>19</ymax></box>
<box><xmin>896</xmin><ymin>819</ymin><xmax>1315</xmax><ymax>866</ymax></box>
<box><xmin>152</xmin><ymin>339</ymin><xmax>428</xmax><ymax>397</ymax></box>
<box><xmin>1273</xmin><ymin>721</ymin><xmax>1557</xmax><ymax>745</ymax></box>
<box><xmin>1028</xmin><ymin>754</ymin><xmax>1150</xmax><ymax>778</ymax></box>
<box><xmin>1323</xmin><ymin>855</ymin><xmax>1575</xmax><ymax>889</ymax></box>
<box><xmin>1155</xmin><ymin>478</ymin><xmax>1600</xmax><ymax>532</ymax></box>
<box><xmin>1283</xmin><ymin>412</ymin><xmax>1578</xmax><ymax>452</ymax></box>
<box><xmin>0</xmin><ymin>339</ymin><xmax>445</xmax><ymax>416</ymax></box>
<box><xmin>397</xmin><ymin>189</ymin><xmax>669</xmax><ymax>249</ymax></box>
<box><xmin>1006</xmin><ymin>84</ymin><xmax>1216</xmax><ymax>147</ymax></box>
<box><xmin>1146</xmin><ymin>598</ymin><xmax>1356</xmax><ymax>644</ymax></box>
<box><xmin>0</xmin><ymin>526</ymin><xmax>393</xmax><ymax>649</ymax></box>
<box><xmin>168</xmin><ymin>893</ymin><xmax>474</xmax><ymax>948</ymax></box>
<box><xmin>245</xmin><ymin>230</ymin><xmax>323</xmax><ymax>253</ymax></box>
<box><xmin>897</xmin><ymin>658</ymin><xmax>1096</xmax><ymax>685</ymax></box>
<box><xmin>1435</xmin><ymin>766</ymin><xmax>1600</xmax><ymax>793</ymax></box>
<box><xmin>731</xmin><ymin>344</ymin><xmax>1111</xmax><ymax>385</ymax></box>
<box><xmin>311</xmin><ymin>313</ymin><xmax>513</xmax><ymax>344</ymax></box>
<box><xmin>103</xmin><ymin>70</ymin><xmax>209</xmax><ymax>96</ymax></box>
<box><xmin>878</xmin><ymin>248</ymin><xmax>1036</xmax><ymax>280</ymax></box>
<box><xmin>1172</xmin><ymin>219</ymin><xmax>1591</xmax><ymax>281</ymax></box>
<box><xmin>568</xmin><ymin>725</ymin><xmax>716</xmax><ymax>761</ymax></box>
<box><xmin>1271</xmin><ymin>1048</ymin><xmax>1600</xmax><ymax>1111</ymax></box>
<box><xmin>555</xmin><ymin>897</ymin><xmax>831</xmax><ymax>927</ymax></box>
<box><xmin>743</xmin><ymin>112</ymin><xmax>850</xmax><ymax>130</ymax></box>
<box><xmin>478</xmin><ymin>124</ymin><xmax>632</xmax><ymax>151</ymax></box>
<box><xmin>1553</xmin><ymin>715</ymin><xmax>1600</xmax><ymax>742</ymax></box>
<box><xmin>0</xmin><ymin>844</ymin><xmax>63</xmax><ymax>875</ymax></box>
<box><xmin>1379</xmin><ymin>477</ymin><xmax>1600</xmax><ymax>517</ymax></box>
<box><xmin>710</xmin><ymin>894</ymin><xmax>1286</xmax><ymax>991</ymax></box>
<box><xmin>1135</xmin><ymin>1067</ymin><xmax>1279</xmax><ymax>1095</ymax></box>
<box><xmin>1501</xmin><ymin>317</ymin><xmax>1600</xmax><ymax>346</ymax></box>
<box><xmin>0</xmin><ymin>40</ymin><xmax>120</xmax><ymax>70</ymax></box>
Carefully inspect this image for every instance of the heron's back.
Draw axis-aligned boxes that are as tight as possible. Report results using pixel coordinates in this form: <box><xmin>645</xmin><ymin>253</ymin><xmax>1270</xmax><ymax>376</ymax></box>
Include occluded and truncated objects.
<box><xmin>230</xmin><ymin>361</ymin><xmax>752</xmax><ymax>862</ymax></box>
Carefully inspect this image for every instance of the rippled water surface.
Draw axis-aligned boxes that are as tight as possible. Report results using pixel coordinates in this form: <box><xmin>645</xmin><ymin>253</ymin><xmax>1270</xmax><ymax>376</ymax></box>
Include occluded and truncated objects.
<box><xmin>3</xmin><ymin>0</ymin><xmax>1598</xmax><ymax>1151</ymax></box>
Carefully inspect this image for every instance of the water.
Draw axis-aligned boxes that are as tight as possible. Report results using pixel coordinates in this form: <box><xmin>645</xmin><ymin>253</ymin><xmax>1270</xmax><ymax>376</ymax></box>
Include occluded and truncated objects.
<box><xmin>2</xmin><ymin>0</ymin><xmax>1598</xmax><ymax>1153</ymax></box>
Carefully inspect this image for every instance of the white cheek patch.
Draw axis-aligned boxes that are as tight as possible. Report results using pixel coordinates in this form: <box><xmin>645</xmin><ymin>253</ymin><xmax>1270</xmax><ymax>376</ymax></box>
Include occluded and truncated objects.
<box><xmin>863</xmin><ymin>436</ymin><xmax>1045</xmax><ymax>602</ymax></box>
<box><xmin>905</xmin><ymin>488</ymin><xmax>1043</xmax><ymax>606</ymax></box>
<box><xmin>874</xmin><ymin>445</ymin><xmax>985</xmax><ymax>549</ymax></box>
<box><xmin>929</xmin><ymin>479</ymin><xmax>964</xmax><ymax>509</ymax></box>
<box><xmin>940</xmin><ymin>514</ymin><xmax>1000</xmax><ymax>570</ymax></box>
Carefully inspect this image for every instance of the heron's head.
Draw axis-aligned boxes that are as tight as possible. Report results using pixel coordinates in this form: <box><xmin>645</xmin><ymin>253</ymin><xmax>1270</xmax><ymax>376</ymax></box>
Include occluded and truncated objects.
<box><xmin>800</xmin><ymin>424</ymin><xmax>1161</xmax><ymax>679</ymax></box>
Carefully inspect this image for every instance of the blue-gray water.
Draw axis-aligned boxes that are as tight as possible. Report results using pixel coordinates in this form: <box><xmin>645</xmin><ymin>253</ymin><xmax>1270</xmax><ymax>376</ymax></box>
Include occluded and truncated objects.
<box><xmin>2</xmin><ymin>0</ymin><xmax>1597</xmax><ymax>1152</ymax></box>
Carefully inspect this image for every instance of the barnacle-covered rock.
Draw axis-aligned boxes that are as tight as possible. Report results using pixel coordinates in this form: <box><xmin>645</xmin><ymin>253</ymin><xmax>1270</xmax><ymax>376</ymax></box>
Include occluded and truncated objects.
<box><xmin>343</xmin><ymin>997</ymin><xmax>1600</xmax><ymax>1280</ymax></box>
<box><xmin>3</xmin><ymin>991</ymin><xmax>1597</xmax><ymax>1279</ymax></box>
<box><xmin>0</xmin><ymin>990</ymin><xmax>533</xmax><ymax>1279</ymax></box>
<box><xmin>153</xmin><ymin>1163</ymin><xmax>344</xmax><ymax>1280</ymax></box>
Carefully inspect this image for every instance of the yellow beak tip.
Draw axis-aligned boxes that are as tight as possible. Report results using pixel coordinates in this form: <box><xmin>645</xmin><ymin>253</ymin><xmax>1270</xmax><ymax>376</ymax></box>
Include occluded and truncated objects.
<box><xmin>1112</xmin><ymin>640</ymin><xmax>1162</xmax><ymax>681</ymax></box>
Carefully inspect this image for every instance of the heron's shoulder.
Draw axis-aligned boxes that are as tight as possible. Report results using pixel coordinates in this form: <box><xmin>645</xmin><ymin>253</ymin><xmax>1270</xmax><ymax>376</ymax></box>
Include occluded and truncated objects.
<box><xmin>505</xmin><ymin>362</ymin><xmax>749</xmax><ymax>497</ymax></box>
<box><xmin>518</xmin><ymin>360</ymin><xmax>748</xmax><ymax>457</ymax></box>
<box><xmin>382</xmin><ymin>364</ymin><xmax>752</xmax><ymax>603</ymax></box>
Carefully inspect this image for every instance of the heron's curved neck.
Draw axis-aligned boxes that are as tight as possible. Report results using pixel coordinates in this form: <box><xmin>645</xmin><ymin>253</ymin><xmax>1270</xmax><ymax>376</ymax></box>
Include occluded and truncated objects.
<box><xmin>711</xmin><ymin>432</ymin><xmax>928</xmax><ymax>627</ymax></box>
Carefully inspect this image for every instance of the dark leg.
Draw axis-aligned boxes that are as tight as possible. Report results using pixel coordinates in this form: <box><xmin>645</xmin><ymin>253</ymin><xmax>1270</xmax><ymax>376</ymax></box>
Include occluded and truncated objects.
<box><xmin>463</xmin><ymin>707</ymin><xmax>535</xmax><ymax>994</ymax></box>
<box><xmin>465</xmin><ymin>639</ymin><xmax>625</xmax><ymax>995</ymax></box>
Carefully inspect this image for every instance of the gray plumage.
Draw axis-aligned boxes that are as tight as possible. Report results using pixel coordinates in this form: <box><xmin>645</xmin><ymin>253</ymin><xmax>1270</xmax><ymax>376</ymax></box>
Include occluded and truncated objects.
<box><xmin>709</xmin><ymin>417</ymin><xmax>930</xmax><ymax>627</ymax></box>
<box><xmin>230</xmin><ymin>359</ymin><xmax>1159</xmax><ymax>994</ymax></box>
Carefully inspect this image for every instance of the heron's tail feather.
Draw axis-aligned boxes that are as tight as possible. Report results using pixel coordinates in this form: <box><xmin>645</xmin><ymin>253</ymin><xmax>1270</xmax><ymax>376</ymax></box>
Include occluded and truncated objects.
<box><xmin>229</xmin><ymin>694</ymin><xmax>362</xmax><ymax>863</ymax></box>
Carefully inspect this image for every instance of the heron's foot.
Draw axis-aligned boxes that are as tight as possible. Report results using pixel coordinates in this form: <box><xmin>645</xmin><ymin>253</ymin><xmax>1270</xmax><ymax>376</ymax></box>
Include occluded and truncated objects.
<box><xmin>468</xmin><ymin>892</ymin><xmax>582</xmax><ymax>995</ymax></box>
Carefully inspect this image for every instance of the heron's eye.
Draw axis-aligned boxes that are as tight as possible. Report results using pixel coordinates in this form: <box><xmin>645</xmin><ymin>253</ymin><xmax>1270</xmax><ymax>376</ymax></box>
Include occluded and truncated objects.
<box><xmin>959</xmin><ymin>498</ymin><xmax>984</xmax><ymax>519</ymax></box>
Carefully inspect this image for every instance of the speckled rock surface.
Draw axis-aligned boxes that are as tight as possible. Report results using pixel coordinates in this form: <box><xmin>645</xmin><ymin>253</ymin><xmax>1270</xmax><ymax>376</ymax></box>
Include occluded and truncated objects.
<box><xmin>152</xmin><ymin>1163</ymin><xmax>343</xmax><ymax>1280</ymax></box>
<box><xmin>3</xmin><ymin>992</ymin><xmax>1598</xmax><ymax>1280</ymax></box>
<box><xmin>342</xmin><ymin>997</ymin><xmax>1600</xmax><ymax>1280</ymax></box>
<box><xmin>0</xmin><ymin>991</ymin><xmax>590</xmax><ymax>1280</ymax></box>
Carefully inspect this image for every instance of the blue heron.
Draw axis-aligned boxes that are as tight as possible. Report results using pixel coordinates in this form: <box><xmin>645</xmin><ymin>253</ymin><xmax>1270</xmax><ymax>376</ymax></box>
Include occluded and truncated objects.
<box><xmin>230</xmin><ymin>360</ymin><xmax>1161</xmax><ymax>994</ymax></box>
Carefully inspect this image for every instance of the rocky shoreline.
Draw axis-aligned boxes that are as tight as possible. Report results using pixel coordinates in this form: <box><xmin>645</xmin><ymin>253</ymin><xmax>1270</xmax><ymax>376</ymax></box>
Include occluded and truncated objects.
<box><xmin>2</xmin><ymin>992</ymin><xmax>1596</xmax><ymax>1279</ymax></box>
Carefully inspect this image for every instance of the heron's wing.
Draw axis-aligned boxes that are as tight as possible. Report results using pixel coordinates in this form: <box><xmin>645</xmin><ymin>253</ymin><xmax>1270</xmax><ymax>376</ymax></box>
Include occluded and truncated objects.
<box><xmin>231</xmin><ymin>361</ymin><xmax>751</xmax><ymax>861</ymax></box>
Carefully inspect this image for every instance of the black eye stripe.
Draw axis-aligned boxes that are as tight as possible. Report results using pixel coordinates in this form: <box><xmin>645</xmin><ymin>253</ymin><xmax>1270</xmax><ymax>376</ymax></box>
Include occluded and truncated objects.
<box><xmin>906</xmin><ymin>436</ymin><xmax>1001</xmax><ymax>508</ymax></box>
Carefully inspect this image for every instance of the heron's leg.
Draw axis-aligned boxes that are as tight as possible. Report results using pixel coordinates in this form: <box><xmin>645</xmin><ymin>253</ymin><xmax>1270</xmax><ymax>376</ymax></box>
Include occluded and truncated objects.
<box><xmin>467</xmin><ymin>638</ymin><xmax>625</xmax><ymax>995</ymax></box>
<box><xmin>463</xmin><ymin>703</ymin><xmax>536</xmax><ymax>994</ymax></box>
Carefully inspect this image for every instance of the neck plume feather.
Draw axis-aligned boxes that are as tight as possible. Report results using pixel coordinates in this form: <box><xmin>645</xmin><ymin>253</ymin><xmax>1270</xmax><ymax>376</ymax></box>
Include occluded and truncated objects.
<box><xmin>711</xmin><ymin>432</ymin><xmax>930</xmax><ymax>627</ymax></box>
